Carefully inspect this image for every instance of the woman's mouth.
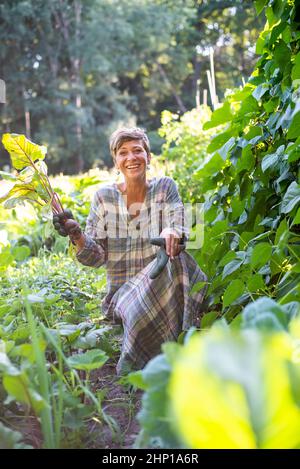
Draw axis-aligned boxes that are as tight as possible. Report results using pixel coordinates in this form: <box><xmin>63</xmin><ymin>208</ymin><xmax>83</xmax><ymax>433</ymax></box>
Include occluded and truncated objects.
<box><xmin>126</xmin><ymin>165</ymin><xmax>140</xmax><ymax>170</ymax></box>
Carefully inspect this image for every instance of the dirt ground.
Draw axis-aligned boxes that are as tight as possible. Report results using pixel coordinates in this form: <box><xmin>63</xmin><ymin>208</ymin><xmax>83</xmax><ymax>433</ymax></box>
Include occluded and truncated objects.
<box><xmin>1</xmin><ymin>358</ymin><xmax>142</xmax><ymax>449</ymax></box>
<box><xmin>89</xmin><ymin>360</ymin><xmax>143</xmax><ymax>449</ymax></box>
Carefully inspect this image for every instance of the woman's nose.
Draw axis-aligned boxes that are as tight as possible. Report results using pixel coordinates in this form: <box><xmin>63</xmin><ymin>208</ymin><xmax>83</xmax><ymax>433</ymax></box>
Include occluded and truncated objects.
<box><xmin>127</xmin><ymin>153</ymin><xmax>137</xmax><ymax>159</ymax></box>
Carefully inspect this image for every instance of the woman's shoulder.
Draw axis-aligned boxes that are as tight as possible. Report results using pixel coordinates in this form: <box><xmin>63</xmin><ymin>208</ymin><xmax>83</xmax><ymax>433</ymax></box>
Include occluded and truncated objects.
<box><xmin>153</xmin><ymin>176</ymin><xmax>177</xmax><ymax>192</ymax></box>
<box><xmin>92</xmin><ymin>178</ymin><xmax>176</xmax><ymax>201</ymax></box>
<box><xmin>92</xmin><ymin>183</ymin><xmax>118</xmax><ymax>204</ymax></box>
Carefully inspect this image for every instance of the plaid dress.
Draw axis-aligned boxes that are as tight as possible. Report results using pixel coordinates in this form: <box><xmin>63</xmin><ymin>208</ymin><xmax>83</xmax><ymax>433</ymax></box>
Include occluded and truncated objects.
<box><xmin>76</xmin><ymin>176</ymin><xmax>208</xmax><ymax>375</ymax></box>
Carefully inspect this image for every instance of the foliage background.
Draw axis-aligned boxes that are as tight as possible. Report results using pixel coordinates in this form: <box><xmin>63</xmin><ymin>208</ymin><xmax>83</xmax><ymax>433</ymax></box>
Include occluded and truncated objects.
<box><xmin>0</xmin><ymin>0</ymin><xmax>264</xmax><ymax>173</ymax></box>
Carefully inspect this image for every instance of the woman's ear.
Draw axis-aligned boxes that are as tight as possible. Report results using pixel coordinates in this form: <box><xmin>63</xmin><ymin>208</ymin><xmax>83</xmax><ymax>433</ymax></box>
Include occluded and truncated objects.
<box><xmin>147</xmin><ymin>153</ymin><xmax>152</xmax><ymax>164</ymax></box>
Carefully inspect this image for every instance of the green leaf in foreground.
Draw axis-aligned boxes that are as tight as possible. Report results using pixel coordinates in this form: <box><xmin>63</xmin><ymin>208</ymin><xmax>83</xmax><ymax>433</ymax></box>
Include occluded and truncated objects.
<box><xmin>169</xmin><ymin>317</ymin><xmax>300</xmax><ymax>448</ymax></box>
<box><xmin>3</xmin><ymin>373</ymin><xmax>45</xmax><ymax>413</ymax></box>
<box><xmin>135</xmin><ymin>354</ymin><xmax>181</xmax><ymax>449</ymax></box>
<box><xmin>0</xmin><ymin>422</ymin><xmax>33</xmax><ymax>449</ymax></box>
<box><xmin>241</xmin><ymin>297</ymin><xmax>299</xmax><ymax>331</ymax></box>
<box><xmin>67</xmin><ymin>349</ymin><xmax>108</xmax><ymax>371</ymax></box>
<box><xmin>222</xmin><ymin>252</ymin><xmax>246</xmax><ymax>279</ymax></box>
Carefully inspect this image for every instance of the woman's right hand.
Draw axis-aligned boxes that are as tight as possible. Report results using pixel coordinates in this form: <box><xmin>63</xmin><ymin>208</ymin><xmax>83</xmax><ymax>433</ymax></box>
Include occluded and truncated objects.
<box><xmin>53</xmin><ymin>210</ymin><xmax>83</xmax><ymax>246</ymax></box>
<box><xmin>160</xmin><ymin>228</ymin><xmax>181</xmax><ymax>260</ymax></box>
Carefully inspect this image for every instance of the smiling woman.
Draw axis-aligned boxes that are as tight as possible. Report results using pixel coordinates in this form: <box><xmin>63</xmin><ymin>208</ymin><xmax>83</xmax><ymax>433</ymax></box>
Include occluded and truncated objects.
<box><xmin>110</xmin><ymin>128</ymin><xmax>151</xmax><ymax>220</ymax></box>
<box><xmin>54</xmin><ymin>127</ymin><xmax>208</xmax><ymax>375</ymax></box>
<box><xmin>114</xmin><ymin>140</ymin><xmax>150</xmax><ymax>219</ymax></box>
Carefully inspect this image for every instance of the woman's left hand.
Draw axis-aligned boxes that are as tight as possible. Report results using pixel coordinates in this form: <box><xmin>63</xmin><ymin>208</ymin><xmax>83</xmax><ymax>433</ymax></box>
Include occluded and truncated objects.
<box><xmin>160</xmin><ymin>228</ymin><xmax>181</xmax><ymax>260</ymax></box>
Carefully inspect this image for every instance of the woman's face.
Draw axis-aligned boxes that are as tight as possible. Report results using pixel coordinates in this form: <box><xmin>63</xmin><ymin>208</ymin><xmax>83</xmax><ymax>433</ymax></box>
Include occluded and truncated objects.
<box><xmin>115</xmin><ymin>139</ymin><xmax>150</xmax><ymax>180</ymax></box>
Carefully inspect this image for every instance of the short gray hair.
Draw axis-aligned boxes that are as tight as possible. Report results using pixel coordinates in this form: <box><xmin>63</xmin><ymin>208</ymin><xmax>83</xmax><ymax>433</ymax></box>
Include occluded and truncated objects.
<box><xmin>109</xmin><ymin>127</ymin><xmax>150</xmax><ymax>161</ymax></box>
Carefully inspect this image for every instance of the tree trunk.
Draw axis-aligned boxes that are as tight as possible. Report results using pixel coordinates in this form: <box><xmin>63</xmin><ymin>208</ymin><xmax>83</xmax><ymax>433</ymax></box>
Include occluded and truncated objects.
<box><xmin>22</xmin><ymin>86</ymin><xmax>31</xmax><ymax>139</ymax></box>
<box><xmin>193</xmin><ymin>59</ymin><xmax>201</xmax><ymax>107</ymax></box>
<box><xmin>156</xmin><ymin>63</ymin><xmax>187</xmax><ymax>113</ymax></box>
<box><xmin>73</xmin><ymin>0</ymin><xmax>84</xmax><ymax>173</ymax></box>
<box><xmin>56</xmin><ymin>0</ymin><xmax>84</xmax><ymax>173</ymax></box>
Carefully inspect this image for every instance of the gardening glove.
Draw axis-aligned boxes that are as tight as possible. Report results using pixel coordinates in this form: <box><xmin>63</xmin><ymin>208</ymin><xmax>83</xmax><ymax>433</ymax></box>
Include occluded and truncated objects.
<box><xmin>53</xmin><ymin>209</ymin><xmax>82</xmax><ymax>244</ymax></box>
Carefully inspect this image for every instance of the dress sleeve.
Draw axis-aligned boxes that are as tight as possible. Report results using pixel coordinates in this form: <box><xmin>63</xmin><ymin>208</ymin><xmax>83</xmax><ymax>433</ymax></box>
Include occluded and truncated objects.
<box><xmin>161</xmin><ymin>178</ymin><xmax>189</xmax><ymax>240</ymax></box>
<box><xmin>76</xmin><ymin>190</ymin><xmax>107</xmax><ymax>268</ymax></box>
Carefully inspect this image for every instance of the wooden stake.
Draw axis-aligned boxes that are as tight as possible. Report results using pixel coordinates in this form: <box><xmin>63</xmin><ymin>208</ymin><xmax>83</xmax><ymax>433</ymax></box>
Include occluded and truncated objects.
<box><xmin>210</xmin><ymin>47</ymin><xmax>216</xmax><ymax>103</ymax></box>
<box><xmin>25</xmin><ymin>110</ymin><xmax>31</xmax><ymax>140</ymax></box>
<box><xmin>203</xmin><ymin>89</ymin><xmax>208</xmax><ymax>106</ymax></box>
<box><xmin>196</xmin><ymin>79</ymin><xmax>201</xmax><ymax>109</ymax></box>
<box><xmin>0</xmin><ymin>79</ymin><xmax>6</xmax><ymax>103</ymax></box>
<box><xmin>206</xmin><ymin>70</ymin><xmax>214</xmax><ymax>108</ymax></box>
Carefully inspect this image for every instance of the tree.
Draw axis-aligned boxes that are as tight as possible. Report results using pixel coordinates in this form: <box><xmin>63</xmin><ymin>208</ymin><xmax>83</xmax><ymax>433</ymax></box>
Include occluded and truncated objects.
<box><xmin>0</xmin><ymin>0</ymin><xmax>264</xmax><ymax>173</ymax></box>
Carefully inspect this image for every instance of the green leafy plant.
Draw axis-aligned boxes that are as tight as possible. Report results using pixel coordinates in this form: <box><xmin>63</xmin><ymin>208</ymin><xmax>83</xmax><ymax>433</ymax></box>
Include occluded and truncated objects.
<box><xmin>133</xmin><ymin>296</ymin><xmax>300</xmax><ymax>449</ymax></box>
<box><xmin>0</xmin><ymin>289</ymin><xmax>115</xmax><ymax>448</ymax></box>
<box><xmin>169</xmin><ymin>315</ymin><xmax>300</xmax><ymax>449</ymax></box>
<box><xmin>132</xmin><ymin>0</ymin><xmax>300</xmax><ymax>450</ymax></box>
<box><xmin>158</xmin><ymin>107</ymin><xmax>215</xmax><ymax>203</ymax></box>
<box><xmin>1</xmin><ymin>133</ymin><xmax>64</xmax><ymax>215</ymax></box>
<box><xmin>128</xmin><ymin>345</ymin><xmax>182</xmax><ymax>449</ymax></box>
<box><xmin>0</xmin><ymin>243</ymin><xmax>122</xmax><ymax>448</ymax></box>
<box><xmin>162</xmin><ymin>0</ymin><xmax>300</xmax><ymax>323</ymax></box>
<box><xmin>0</xmin><ymin>160</ymin><xmax>129</xmax><ymax>447</ymax></box>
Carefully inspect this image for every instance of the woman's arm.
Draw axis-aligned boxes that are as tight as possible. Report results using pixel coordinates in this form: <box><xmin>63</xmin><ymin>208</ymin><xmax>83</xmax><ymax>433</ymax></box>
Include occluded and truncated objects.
<box><xmin>76</xmin><ymin>190</ymin><xmax>107</xmax><ymax>268</ymax></box>
<box><xmin>160</xmin><ymin>178</ymin><xmax>188</xmax><ymax>259</ymax></box>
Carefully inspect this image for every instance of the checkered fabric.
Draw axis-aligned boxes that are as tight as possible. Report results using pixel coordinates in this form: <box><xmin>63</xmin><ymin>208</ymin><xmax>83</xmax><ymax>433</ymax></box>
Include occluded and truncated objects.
<box><xmin>76</xmin><ymin>176</ymin><xmax>208</xmax><ymax>374</ymax></box>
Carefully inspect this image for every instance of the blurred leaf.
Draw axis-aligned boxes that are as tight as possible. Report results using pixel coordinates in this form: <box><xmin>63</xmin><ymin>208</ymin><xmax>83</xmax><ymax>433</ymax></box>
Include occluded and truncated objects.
<box><xmin>254</xmin><ymin>0</ymin><xmax>268</xmax><ymax>15</ymax></box>
<box><xmin>169</xmin><ymin>320</ymin><xmax>300</xmax><ymax>448</ymax></box>
<box><xmin>11</xmin><ymin>245</ymin><xmax>31</xmax><ymax>261</ymax></box>
<box><xmin>292</xmin><ymin>207</ymin><xmax>300</xmax><ymax>225</ymax></box>
<box><xmin>136</xmin><ymin>354</ymin><xmax>180</xmax><ymax>449</ymax></box>
<box><xmin>0</xmin><ymin>422</ymin><xmax>32</xmax><ymax>449</ymax></box>
<box><xmin>127</xmin><ymin>370</ymin><xmax>147</xmax><ymax>390</ymax></box>
<box><xmin>67</xmin><ymin>349</ymin><xmax>108</xmax><ymax>371</ymax></box>
<box><xmin>3</xmin><ymin>373</ymin><xmax>45</xmax><ymax>413</ymax></box>
<box><xmin>241</xmin><ymin>297</ymin><xmax>294</xmax><ymax>331</ymax></box>
<box><xmin>26</xmin><ymin>294</ymin><xmax>45</xmax><ymax>304</ymax></box>
<box><xmin>207</xmin><ymin>131</ymin><xmax>232</xmax><ymax>153</ymax></box>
